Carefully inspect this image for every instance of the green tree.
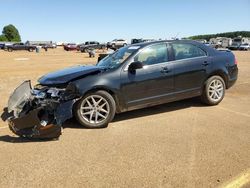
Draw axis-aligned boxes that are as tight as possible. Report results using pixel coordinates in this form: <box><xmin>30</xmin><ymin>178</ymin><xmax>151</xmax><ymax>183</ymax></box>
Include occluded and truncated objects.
<box><xmin>0</xmin><ymin>35</ymin><xmax>7</xmax><ymax>41</ymax></box>
<box><xmin>2</xmin><ymin>24</ymin><xmax>21</xmax><ymax>42</ymax></box>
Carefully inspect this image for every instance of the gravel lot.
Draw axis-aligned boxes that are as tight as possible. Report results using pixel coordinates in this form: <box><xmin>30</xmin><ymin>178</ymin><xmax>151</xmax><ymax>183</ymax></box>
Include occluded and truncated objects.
<box><xmin>0</xmin><ymin>48</ymin><xmax>249</xmax><ymax>188</ymax></box>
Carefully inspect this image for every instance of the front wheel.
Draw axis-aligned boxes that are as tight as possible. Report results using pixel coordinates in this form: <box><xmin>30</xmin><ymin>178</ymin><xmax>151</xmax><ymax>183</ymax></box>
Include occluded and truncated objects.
<box><xmin>75</xmin><ymin>90</ymin><xmax>116</xmax><ymax>128</ymax></box>
<box><xmin>201</xmin><ymin>76</ymin><xmax>226</xmax><ymax>105</ymax></box>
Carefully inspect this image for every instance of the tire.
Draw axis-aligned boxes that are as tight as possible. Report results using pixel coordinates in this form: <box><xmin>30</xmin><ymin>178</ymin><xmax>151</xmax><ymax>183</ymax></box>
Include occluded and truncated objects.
<box><xmin>112</xmin><ymin>43</ymin><xmax>116</xmax><ymax>48</ymax></box>
<box><xmin>75</xmin><ymin>90</ymin><xmax>116</xmax><ymax>128</ymax></box>
<box><xmin>123</xmin><ymin>43</ymin><xmax>127</xmax><ymax>47</ymax></box>
<box><xmin>28</xmin><ymin>48</ymin><xmax>33</xmax><ymax>52</ymax></box>
<box><xmin>81</xmin><ymin>48</ymin><xmax>87</xmax><ymax>53</ymax></box>
<box><xmin>8</xmin><ymin>48</ymin><xmax>13</xmax><ymax>52</ymax></box>
<box><xmin>201</xmin><ymin>75</ymin><xmax>226</xmax><ymax>106</ymax></box>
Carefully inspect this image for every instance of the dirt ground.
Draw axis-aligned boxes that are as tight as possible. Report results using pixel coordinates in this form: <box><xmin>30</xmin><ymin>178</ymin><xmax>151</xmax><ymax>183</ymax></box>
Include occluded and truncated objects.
<box><xmin>0</xmin><ymin>48</ymin><xmax>249</xmax><ymax>188</ymax></box>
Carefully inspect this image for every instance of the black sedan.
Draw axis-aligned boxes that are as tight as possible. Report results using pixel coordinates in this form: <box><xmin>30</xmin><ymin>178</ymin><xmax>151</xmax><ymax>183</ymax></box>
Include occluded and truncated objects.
<box><xmin>6</xmin><ymin>40</ymin><xmax>238</xmax><ymax>139</ymax></box>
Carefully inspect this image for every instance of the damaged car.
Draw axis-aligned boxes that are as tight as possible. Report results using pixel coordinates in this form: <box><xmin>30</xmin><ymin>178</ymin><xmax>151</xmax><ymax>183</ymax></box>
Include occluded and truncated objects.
<box><xmin>6</xmin><ymin>40</ymin><xmax>238</xmax><ymax>139</ymax></box>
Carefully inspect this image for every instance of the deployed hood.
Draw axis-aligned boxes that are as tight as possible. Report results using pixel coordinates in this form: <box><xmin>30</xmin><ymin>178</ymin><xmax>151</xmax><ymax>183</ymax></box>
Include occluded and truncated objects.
<box><xmin>38</xmin><ymin>65</ymin><xmax>103</xmax><ymax>86</ymax></box>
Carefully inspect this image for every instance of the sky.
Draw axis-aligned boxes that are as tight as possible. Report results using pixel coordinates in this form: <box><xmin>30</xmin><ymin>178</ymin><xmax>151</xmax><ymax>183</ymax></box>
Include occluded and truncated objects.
<box><xmin>0</xmin><ymin>0</ymin><xmax>250</xmax><ymax>43</ymax></box>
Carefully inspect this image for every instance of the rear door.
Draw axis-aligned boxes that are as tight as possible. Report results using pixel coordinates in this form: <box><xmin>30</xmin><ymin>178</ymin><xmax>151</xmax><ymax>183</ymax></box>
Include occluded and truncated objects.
<box><xmin>170</xmin><ymin>42</ymin><xmax>210</xmax><ymax>96</ymax></box>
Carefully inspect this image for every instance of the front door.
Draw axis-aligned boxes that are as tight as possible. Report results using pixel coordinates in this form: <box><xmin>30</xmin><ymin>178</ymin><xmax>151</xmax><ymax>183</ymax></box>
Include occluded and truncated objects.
<box><xmin>120</xmin><ymin>43</ymin><xmax>174</xmax><ymax>109</ymax></box>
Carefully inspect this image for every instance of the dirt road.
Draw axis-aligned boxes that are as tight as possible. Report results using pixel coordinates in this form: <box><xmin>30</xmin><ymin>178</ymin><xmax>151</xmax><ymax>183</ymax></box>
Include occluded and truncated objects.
<box><xmin>0</xmin><ymin>48</ymin><xmax>249</xmax><ymax>187</ymax></box>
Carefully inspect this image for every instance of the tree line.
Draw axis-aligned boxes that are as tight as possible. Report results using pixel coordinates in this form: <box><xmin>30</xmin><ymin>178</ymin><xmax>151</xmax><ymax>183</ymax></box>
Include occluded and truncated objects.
<box><xmin>188</xmin><ymin>31</ymin><xmax>250</xmax><ymax>41</ymax></box>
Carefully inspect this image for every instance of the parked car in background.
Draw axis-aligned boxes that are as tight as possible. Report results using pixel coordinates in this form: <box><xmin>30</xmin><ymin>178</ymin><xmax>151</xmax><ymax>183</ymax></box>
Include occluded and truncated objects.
<box><xmin>238</xmin><ymin>43</ymin><xmax>250</xmax><ymax>51</ymax></box>
<box><xmin>196</xmin><ymin>39</ymin><xmax>207</xmax><ymax>44</ymax></box>
<box><xmin>41</xmin><ymin>43</ymin><xmax>56</xmax><ymax>49</ymax></box>
<box><xmin>107</xmin><ymin>39</ymin><xmax>127</xmax><ymax>49</ymax></box>
<box><xmin>0</xmin><ymin>43</ymin><xmax>5</xmax><ymax>49</ymax></box>
<box><xmin>63</xmin><ymin>43</ymin><xmax>77</xmax><ymax>51</ymax></box>
<box><xmin>26</xmin><ymin>41</ymin><xmax>57</xmax><ymax>49</ymax></box>
<box><xmin>6</xmin><ymin>42</ymin><xmax>36</xmax><ymax>52</ymax></box>
<box><xmin>79</xmin><ymin>41</ymin><xmax>106</xmax><ymax>52</ymax></box>
<box><xmin>204</xmin><ymin>42</ymin><xmax>219</xmax><ymax>49</ymax></box>
<box><xmin>228</xmin><ymin>36</ymin><xmax>250</xmax><ymax>50</ymax></box>
<box><xmin>131</xmin><ymin>38</ymin><xmax>144</xmax><ymax>44</ymax></box>
<box><xmin>131</xmin><ymin>38</ymin><xmax>155</xmax><ymax>44</ymax></box>
<box><xmin>76</xmin><ymin>43</ymin><xmax>84</xmax><ymax>51</ymax></box>
<box><xmin>228</xmin><ymin>43</ymin><xmax>240</xmax><ymax>50</ymax></box>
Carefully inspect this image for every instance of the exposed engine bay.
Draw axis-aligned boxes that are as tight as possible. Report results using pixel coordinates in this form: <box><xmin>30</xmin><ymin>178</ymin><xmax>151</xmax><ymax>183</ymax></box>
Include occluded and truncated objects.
<box><xmin>7</xmin><ymin>80</ymin><xmax>79</xmax><ymax>139</ymax></box>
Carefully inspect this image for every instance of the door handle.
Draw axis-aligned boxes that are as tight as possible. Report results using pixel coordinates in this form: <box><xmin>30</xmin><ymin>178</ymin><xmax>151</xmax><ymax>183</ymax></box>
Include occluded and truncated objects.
<box><xmin>161</xmin><ymin>67</ymin><xmax>171</xmax><ymax>73</ymax></box>
<box><xmin>202</xmin><ymin>61</ymin><xmax>209</xmax><ymax>66</ymax></box>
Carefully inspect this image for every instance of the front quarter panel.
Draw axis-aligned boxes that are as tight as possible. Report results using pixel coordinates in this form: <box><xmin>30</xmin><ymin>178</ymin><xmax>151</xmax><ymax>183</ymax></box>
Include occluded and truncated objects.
<box><xmin>71</xmin><ymin>69</ymin><xmax>125</xmax><ymax>112</ymax></box>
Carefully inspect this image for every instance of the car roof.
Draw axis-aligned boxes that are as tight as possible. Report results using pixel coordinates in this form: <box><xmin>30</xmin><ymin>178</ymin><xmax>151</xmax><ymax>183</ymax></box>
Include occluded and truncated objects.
<box><xmin>129</xmin><ymin>39</ymin><xmax>217</xmax><ymax>55</ymax></box>
<box><xmin>130</xmin><ymin>39</ymin><xmax>206</xmax><ymax>47</ymax></box>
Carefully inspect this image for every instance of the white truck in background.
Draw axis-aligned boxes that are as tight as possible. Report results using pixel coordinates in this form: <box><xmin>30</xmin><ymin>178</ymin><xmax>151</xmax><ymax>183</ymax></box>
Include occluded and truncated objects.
<box><xmin>229</xmin><ymin>36</ymin><xmax>250</xmax><ymax>50</ymax></box>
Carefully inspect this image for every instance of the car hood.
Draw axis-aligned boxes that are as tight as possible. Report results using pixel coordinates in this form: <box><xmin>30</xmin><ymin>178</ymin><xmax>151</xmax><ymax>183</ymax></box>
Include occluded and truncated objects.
<box><xmin>38</xmin><ymin>65</ymin><xmax>103</xmax><ymax>86</ymax></box>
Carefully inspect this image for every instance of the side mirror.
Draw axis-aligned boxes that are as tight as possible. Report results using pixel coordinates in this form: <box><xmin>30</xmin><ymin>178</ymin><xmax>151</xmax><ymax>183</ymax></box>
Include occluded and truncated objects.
<box><xmin>128</xmin><ymin>61</ymin><xmax>143</xmax><ymax>71</ymax></box>
<box><xmin>97</xmin><ymin>53</ymin><xmax>109</xmax><ymax>62</ymax></box>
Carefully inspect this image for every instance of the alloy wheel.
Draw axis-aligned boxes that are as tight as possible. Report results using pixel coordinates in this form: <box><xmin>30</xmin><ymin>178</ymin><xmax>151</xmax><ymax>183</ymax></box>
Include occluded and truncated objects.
<box><xmin>207</xmin><ymin>79</ymin><xmax>224</xmax><ymax>102</ymax></box>
<box><xmin>80</xmin><ymin>95</ymin><xmax>110</xmax><ymax>124</ymax></box>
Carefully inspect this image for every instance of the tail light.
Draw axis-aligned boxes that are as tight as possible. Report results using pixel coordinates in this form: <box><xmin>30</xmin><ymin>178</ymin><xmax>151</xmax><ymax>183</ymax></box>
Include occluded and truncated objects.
<box><xmin>234</xmin><ymin>58</ymin><xmax>238</xmax><ymax>65</ymax></box>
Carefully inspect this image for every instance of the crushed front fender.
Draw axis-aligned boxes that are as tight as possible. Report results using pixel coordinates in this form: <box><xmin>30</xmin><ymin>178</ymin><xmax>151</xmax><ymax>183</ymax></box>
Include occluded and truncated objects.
<box><xmin>6</xmin><ymin>81</ymin><xmax>79</xmax><ymax>140</ymax></box>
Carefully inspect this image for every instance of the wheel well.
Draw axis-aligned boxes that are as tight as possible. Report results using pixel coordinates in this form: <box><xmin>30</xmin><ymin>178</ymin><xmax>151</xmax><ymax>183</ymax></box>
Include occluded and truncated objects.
<box><xmin>206</xmin><ymin>71</ymin><xmax>228</xmax><ymax>88</ymax></box>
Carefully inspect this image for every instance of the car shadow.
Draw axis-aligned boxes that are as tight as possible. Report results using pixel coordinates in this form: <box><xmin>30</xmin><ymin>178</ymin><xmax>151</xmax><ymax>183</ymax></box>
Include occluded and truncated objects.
<box><xmin>0</xmin><ymin>135</ymin><xmax>59</xmax><ymax>143</ymax></box>
<box><xmin>0</xmin><ymin>97</ymin><xmax>206</xmax><ymax>143</ymax></box>
<box><xmin>64</xmin><ymin>97</ymin><xmax>205</xmax><ymax>129</ymax></box>
<box><xmin>112</xmin><ymin>97</ymin><xmax>205</xmax><ymax>123</ymax></box>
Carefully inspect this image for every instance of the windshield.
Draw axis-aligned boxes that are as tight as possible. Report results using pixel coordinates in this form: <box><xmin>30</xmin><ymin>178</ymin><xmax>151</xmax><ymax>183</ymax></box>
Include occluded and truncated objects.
<box><xmin>97</xmin><ymin>46</ymin><xmax>139</xmax><ymax>69</ymax></box>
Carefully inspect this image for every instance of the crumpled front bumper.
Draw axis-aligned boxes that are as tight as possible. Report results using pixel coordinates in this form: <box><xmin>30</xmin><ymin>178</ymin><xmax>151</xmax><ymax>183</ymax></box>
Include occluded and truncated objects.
<box><xmin>8</xmin><ymin>108</ymin><xmax>61</xmax><ymax>139</ymax></box>
<box><xmin>6</xmin><ymin>80</ymin><xmax>77</xmax><ymax>139</ymax></box>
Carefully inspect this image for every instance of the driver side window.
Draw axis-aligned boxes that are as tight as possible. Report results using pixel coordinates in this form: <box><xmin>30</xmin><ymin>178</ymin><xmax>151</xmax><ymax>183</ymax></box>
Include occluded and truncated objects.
<box><xmin>134</xmin><ymin>44</ymin><xmax>168</xmax><ymax>66</ymax></box>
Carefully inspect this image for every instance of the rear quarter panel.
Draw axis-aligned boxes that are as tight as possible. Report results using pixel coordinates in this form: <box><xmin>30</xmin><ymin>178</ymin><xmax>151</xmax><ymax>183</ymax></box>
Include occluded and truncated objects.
<box><xmin>209</xmin><ymin>50</ymin><xmax>238</xmax><ymax>88</ymax></box>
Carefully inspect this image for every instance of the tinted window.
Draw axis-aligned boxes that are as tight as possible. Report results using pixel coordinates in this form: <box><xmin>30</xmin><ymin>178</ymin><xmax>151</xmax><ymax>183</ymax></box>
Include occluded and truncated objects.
<box><xmin>134</xmin><ymin>44</ymin><xmax>168</xmax><ymax>65</ymax></box>
<box><xmin>172</xmin><ymin>43</ymin><xmax>206</xmax><ymax>60</ymax></box>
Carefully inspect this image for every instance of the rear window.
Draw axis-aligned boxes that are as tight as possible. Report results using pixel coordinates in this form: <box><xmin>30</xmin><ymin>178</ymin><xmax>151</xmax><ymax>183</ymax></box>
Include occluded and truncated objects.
<box><xmin>172</xmin><ymin>43</ymin><xmax>206</xmax><ymax>60</ymax></box>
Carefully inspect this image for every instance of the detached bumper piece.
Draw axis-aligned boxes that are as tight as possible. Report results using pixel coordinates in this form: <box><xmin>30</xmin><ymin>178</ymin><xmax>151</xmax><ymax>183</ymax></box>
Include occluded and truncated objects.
<box><xmin>6</xmin><ymin>80</ymin><xmax>77</xmax><ymax>140</ymax></box>
<box><xmin>8</xmin><ymin>108</ymin><xmax>62</xmax><ymax>139</ymax></box>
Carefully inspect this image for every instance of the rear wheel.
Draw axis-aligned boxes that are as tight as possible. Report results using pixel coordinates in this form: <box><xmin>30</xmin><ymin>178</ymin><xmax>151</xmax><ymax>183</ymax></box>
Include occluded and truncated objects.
<box><xmin>75</xmin><ymin>91</ymin><xmax>116</xmax><ymax>128</ymax></box>
<box><xmin>201</xmin><ymin>76</ymin><xmax>226</xmax><ymax>105</ymax></box>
